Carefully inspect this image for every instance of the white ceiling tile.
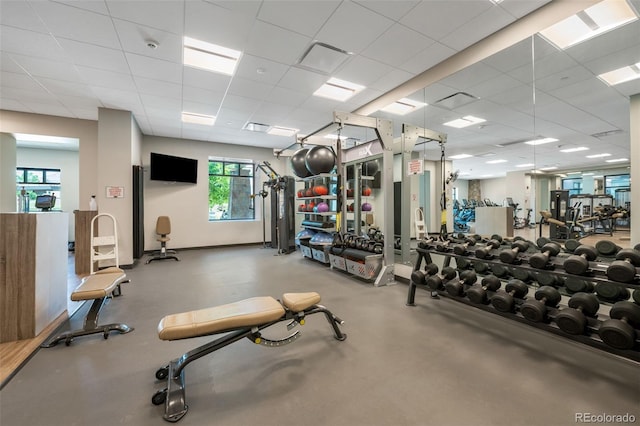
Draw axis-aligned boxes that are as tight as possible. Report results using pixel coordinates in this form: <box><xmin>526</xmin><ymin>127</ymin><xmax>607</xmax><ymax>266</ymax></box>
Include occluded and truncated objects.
<box><xmin>215</xmin><ymin>107</ymin><xmax>254</xmax><ymax>128</ymax></box>
<box><xmin>335</xmin><ymin>55</ymin><xmax>394</xmax><ymax>87</ymax></box>
<box><xmin>583</xmin><ymin>44</ymin><xmax>640</xmax><ymax>76</ymax></box>
<box><xmin>30</xmin><ymin>1</ymin><xmax>120</xmax><ymax>49</ymax></box>
<box><xmin>53</xmin><ymin>0</ymin><xmax>109</xmax><ymax>15</ymax></box>
<box><xmin>0</xmin><ymin>85</ymin><xmax>55</xmax><ymax>103</ymax></box>
<box><xmin>66</xmin><ymin>106</ymin><xmax>99</xmax><ymax>120</ymax></box>
<box><xmin>0</xmin><ymin>97</ymin><xmax>30</xmax><ymax>112</ymax></box>
<box><xmin>92</xmin><ymin>86</ymin><xmax>143</xmax><ymax>111</ymax></box>
<box><xmin>205</xmin><ymin>1</ymin><xmax>262</xmax><ymax>17</ymax></box>
<box><xmin>0</xmin><ymin>1</ymin><xmax>49</xmax><ymax>32</ymax></box>
<box><xmin>134</xmin><ymin>76</ymin><xmax>182</xmax><ymax>99</ymax></box>
<box><xmin>612</xmin><ymin>78</ymin><xmax>640</xmax><ymax>98</ymax></box>
<box><xmin>0</xmin><ymin>53</ymin><xmax>23</xmax><ymax>73</ymax></box>
<box><xmin>498</xmin><ymin>0</ymin><xmax>551</xmax><ymax>19</ymax></box>
<box><xmin>354</xmin><ymin>1</ymin><xmax>420</xmax><ymax>21</ymax></box>
<box><xmin>400</xmin><ymin>42</ymin><xmax>457</xmax><ymax>75</ymax></box>
<box><xmin>185</xmin><ymin>1</ymin><xmax>255</xmax><ymax>51</ymax></box>
<box><xmin>181</xmin><ymin>127</ymin><xmax>211</xmax><ymax>141</ymax></box>
<box><xmin>37</xmin><ymin>78</ymin><xmax>94</xmax><ymax>97</ymax></box>
<box><xmin>106</xmin><ymin>0</ymin><xmax>184</xmax><ymax>34</ymax></box>
<box><xmin>1</xmin><ymin>71</ymin><xmax>43</xmax><ymax>91</ymax></box>
<box><xmin>265</xmin><ymin>86</ymin><xmax>308</xmax><ymax>107</ymax></box>
<box><xmin>314</xmin><ymin>2</ymin><xmax>394</xmax><ymax>54</ymax></box>
<box><xmin>182</xmin><ymin>85</ymin><xmax>225</xmax><ymax>107</ymax></box>
<box><xmin>564</xmin><ymin>19</ymin><xmax>640</xmax><ymax>64</ymax></box>
<box><xmin>245</xmin><ymin>21</ymin><xmax>312</xmax><ymax>65</ymax></box>
<box><xmin>220</xmin><ymin>94</ymin><xmax>260</xmax><ymax>115</ymax></box>
<box><xmin>126</xmin><ymin>53</ymin><xmax>182</xmax><ymax>83</ymax></box>
<box><xmin>362</xmin><ymin>24</ymin><xmax>435</xmax><ymax>67</ymax></box>
<box><xmin>534</xmin><ymin>65</ymin><xmax>595</xmax><ymax>94</ymax></box>
<box><xmin>55</xmin><ymin>94</ymin><xmax>101</xmax><ymax>109</ymax></box>
<box><xmin>250</xmin><ymin>101</ymin><xmax>294</xmax><ymax>123</ymax></box>
<box><xmin>76</xmin><ymin>66</ymin><xmax>136</xmax><ymax>91</ymax></box>
<box><xmin>467</xmin><ymin>73</ymin><xmax>525</xmax><ymax>100</ymax></box>
<box><xmin>140</xmin><ymin>93</ymin><xmax>182</xmax><ymax>111</ymax></box>
<box><xmin>19</xmin><ymin>100</ymin><xmax>72</xmax><ymax>117</ymax></box>
<box><xmin>440</xmin><ymin>6</ymin><xmax>515</xmax><ymax>51</ymax></box>
<box><xmin>400</xmin><ymin>1</ymin><xmax>492</xmax><ymax>41</ymax></box>
<box><xmin>146</xmin><ymin>106</ymin><xmax>181</xmax><ymax>121</ymax></box>
<box><xmin>277</xmin><ymin>67</ymin><xmax>328</xmax><ymax>93</ymax></box>
<box><xmin>183</xmin><ymin>67</ymin><xmax>232</xmax><ymax>91</ymax></box>
<box><xmin>0</xmin><ymin>25</ymin><xmax>69</xmax><ymax>61</ymax></box>
<box><xmin>437</xmin><ymin>62</ymin><xmax>501</xmax><ymax>92</ymax></box>
<box><xmin>370</xmin><ymin>68</ymin><xmax>413</xmax><ymax>93</ymax></box>
<box><xmin>226</xmin><ymin>76</ymin><xmax>273</xmax><ymax>100</ymax></box>
<box><xmin>234</xmin><ymin>54</ymin><xmax>290</xmax><ymax>85</ymax></box>
<box><xmin>57</xmin><ymin>38</ymin><xmax>130</xmax><ymax>73</ymax></box>
<box><xmin>112</xmin><ymin>19</ymin><xmax>182</xmax><ymax>63</ymax></box>
<box><xmin>257</xmin><ymin>1</ymin><xmax>341</xmax><ymax>37</ymax></box>
<box><xmin>10</xmin><ymin>54</ymin><xmax>83</xmax><ymax>82</ymax></box>
<box><xmin>182</xmin><ymin>100</ymin><xmax>219</xmax><ymax>116</ymax></box>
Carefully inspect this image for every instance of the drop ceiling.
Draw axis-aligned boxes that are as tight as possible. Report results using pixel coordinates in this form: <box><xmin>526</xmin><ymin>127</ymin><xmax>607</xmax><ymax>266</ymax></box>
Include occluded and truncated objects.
<box><xmin>1</xmin><ymin>0</ymin><xmax>638</xmax><ymax>179</ymax></box>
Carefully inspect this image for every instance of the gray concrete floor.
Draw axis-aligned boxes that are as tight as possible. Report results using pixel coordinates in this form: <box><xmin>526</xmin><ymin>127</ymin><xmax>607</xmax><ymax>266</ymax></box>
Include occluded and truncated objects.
<box><xmin>1</xmin><ymin>246</ymin><xmax>638</xmax><ymax>426</ymax></box>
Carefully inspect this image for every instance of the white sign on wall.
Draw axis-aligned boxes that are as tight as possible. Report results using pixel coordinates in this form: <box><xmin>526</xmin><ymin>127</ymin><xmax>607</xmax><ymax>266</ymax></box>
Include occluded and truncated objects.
<box><xmin>106</xmin><ymin>186</ymin><xmax>124</xmax><ymax>198</ymax></box>
<box><xmin>407</xmin><ymin>159</ymin><xmax>423</xmax><ymax>175</ymax></box>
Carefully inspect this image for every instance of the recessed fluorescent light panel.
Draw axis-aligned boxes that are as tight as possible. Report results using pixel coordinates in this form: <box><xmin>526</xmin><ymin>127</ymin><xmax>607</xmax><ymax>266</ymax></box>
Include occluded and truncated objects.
<box><xmin>267</xmin><ymin>126</ymin><xmax>298</xmax><ymax>137</ymax></box>
<box><xmin>313</xmin><ymin>78</ymin><xmax>364</xmax><ymax>102</ymax></box>
<box><xmin>443</xmin><ymin>115</ymin><xmax>486</xmax><ymax>129</ymax></box>
<box><xmin>515</xmin><ymin>163</ymin><xmax>534</xmax><ymax>168</ymax></box>
<box><xmin>380</xmin><ymin>98</ymin><xmax>427</xmax><ymax>116</ymax></box>
<box><xmin>540</xmin><ymin>166</ymin><xmax>558</xmax><ymax>171</ymax></box>
<box><xmin>567</xmin><ymin>171</ymin><xmax>582</xmax><ymax>175</ymax></box>
<box><xmin>489</xmin><ymin>0</ymin><xmax>504</xmax><ymax>3</ymax></box>
<box><xmin>524</xmin><ymin>137</ymin><xmax>558</xmax><ymax>146</ymax></box>
<box><xmin>486</xmin><ymin>159</ymin><xmax>507</xmax><ymax>164</ymax></box>
<box><xmin>183</xmin><ymin>36</ymin><xmax>241</xmax><ymax>75</ymax></box>
<box><xmin>582</xmin><ymin>172</ymin><xmax>595</xmax><ymax>176</ymax></box>
<box><xmin>586</xmin><ymin>153</ymin><xmax>611</xmax><ymax>158</ymax></box>
<box><xmin>606</xmin><ymin>158</ymin><xmax>629</xmax><ymax>163</ymax></box>
<box><xmin>449</xmin><ymin>154</ymin><xmax>473</xmax><ymax>160</ymax></box>
<box><xmin>560</xmin><ymin>147</ymin><xmax>589</xmax><ymax>153</ymax></box>
<box><xmin>539</xmin><ymin>0</ymin><xmax>638</xmax><ymax>49</ymax></box>
<box><xmin>598</xmin><ymin>63</ymin><xmax>640</xmax><ymax>85</ymax></box>
<box><xmin>181</xmin><ymin>112</ymin><xmax>216</xmax><ymax>126</ymax></box>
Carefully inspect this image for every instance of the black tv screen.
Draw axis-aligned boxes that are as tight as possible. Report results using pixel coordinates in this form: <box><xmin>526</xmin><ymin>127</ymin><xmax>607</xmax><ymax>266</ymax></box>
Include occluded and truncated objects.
<box><xmin>150</xmin><ymin>152</ymin><xmax>198</xmax><ymax>184</ymax></box>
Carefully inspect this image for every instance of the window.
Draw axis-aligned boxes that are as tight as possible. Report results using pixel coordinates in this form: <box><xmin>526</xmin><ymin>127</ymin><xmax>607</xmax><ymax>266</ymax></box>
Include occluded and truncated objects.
<box><xmin>604</xmin><ymin>174</ymin><xmax>630</xmax><ymax>198</ymax></box>
<box><xmin>561</xmin><ymin>178</ymin><xmax>583</xmax><ymax>197</ymax></box>
<box><xmin>208</xmin><ymin>159</ymin><xmax>254</xmax><ymax>221</ymax></box>
<box><xmin>16</xmin><ymin>167</ymin><xmax>62</xmax><ymax>211</ymax></box>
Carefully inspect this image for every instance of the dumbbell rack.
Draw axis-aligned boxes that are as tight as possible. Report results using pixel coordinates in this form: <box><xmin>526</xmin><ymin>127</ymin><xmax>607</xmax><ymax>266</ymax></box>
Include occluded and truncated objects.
<box><xmin>407</xmin><ymin>242</ymin><xmax>640</xmax><ymax>362</ymax></box>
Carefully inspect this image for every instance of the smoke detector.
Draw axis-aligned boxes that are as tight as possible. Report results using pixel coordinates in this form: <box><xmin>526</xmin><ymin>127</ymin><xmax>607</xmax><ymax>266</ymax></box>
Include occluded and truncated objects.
<box><xmin>146</xmin><ymin>40</ymin><xmax>159</xmax><ymax>49</ymax></box>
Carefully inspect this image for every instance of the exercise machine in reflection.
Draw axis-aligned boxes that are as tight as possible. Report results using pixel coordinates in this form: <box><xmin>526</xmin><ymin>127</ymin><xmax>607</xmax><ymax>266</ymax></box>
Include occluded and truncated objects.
<box><xmin>254</xmin><ymin>161</ymin><xmax>296</xmax><ymax>254</ymax></box>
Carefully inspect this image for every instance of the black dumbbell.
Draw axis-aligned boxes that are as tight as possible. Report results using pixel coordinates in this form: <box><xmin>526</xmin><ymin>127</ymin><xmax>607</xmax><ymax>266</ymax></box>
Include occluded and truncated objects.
<box><xmin>453</xmin><ymin>238</ymin><xmax>477</xmax><ymax>255</ymax></box>
<box><xmin>473</xmin><ymin>261</ymin><xmax>490</xmax><ymax>275</ymax></box>
<box><xmin>410</xmin><ymin>263</ymin><xmax>439</xmax><ymax>286</ymax></box>
<box><xmin>564</xmin><ymin>239</ymin><xmax>581</xmax><ymax>253</ymax></box>
<box><xmin>425</xmin><ymin>266</ymin><xmax>457</xmax><ymax>291</ymax></box>
<box><xmin>490</xmin><ymin>234</ymin><xmax>503</xmax><ymax>243</ymax></box>
<box><xmin>595</xmin><ymin>282</ymin><xmax>630</xmax><ymax>302</ymax></box>
<box><xmin>595</xmin><ymin>240</ymin><xmax>620</xmax><ymax>257</ymax></box>
<box><xmin>491</xmin><ymin>264</ymin><xmax>510</xmax><ymax>278</ymax></box>
<box><xmin>490</xmin><ymin>279</ymin><xmax>529</xmax><ymax>312</ymax></box>
<box><xmin>498</xmin><ymin>241</ymin><xmax>530</xmax><ymax>264</ymax></box>
<box><xmin>564</xmin><ymin>277</ymin><xmax>594</xmax><ymax>294</ymax></box>
<box><xmin>445</xmin><ymin>270</ymin><xmax>477</xmax><ymax>297</ymax></box>
<box><xmin>474</xmin><ymin>239</ymin><xmax>502</xmax><ymax>259</ymax></box>
<box><xmin>563</xmin><ymin>245</ymin><xmax>598</xmax><ymax>275</ymax></box>
<box><xmin>555</xmin><ymin>292</ymin><xmax>600</xmax><ymax>335</ymax></box>
<box><xmin>598</xmin><ymin>301</ymin><xmax>640</xmax><ymax>350</ymax></box>
<box><xmin>633</xmin><ymin>289</ymin><xmax>640</xmax><ymax>305</ymax></box>
<box><xmin>535</xmin><ymin>237</ymin><xmax>551</xmax><ymax>249</ymax></box>
<box><xmin>435</xmin><ymin>239</ymin><xmax>451</xmax><ymax>252</ymax></box>
<box><xmin>634</xmin><ymin>243</ymin><xmax>640</xmax><ymax>252</ymax></box>
<box><xmin>520</xmin><ymin>286</ymin><xmax>561</xmax><ymax>322</ymax></box>
<box><xmin>511</xmin><ymin>268</ymin><xmax>533</xmax><ymax>283</ymax></box>
<box><xmin>536</xmin><ymin>272</ymin><xmax>563</xmax><ymax>288</ymax></box>
<box><xmin>606</xmin><ymin>249</ymin><xmax>640</xmax><ymax>283</ymax></box>
<box><xmin>528</xmin><ymin>242</ymin><xmax>561</xmax><ymax>269</ymax></box>
<box><xmin>455</xmin><ymin>257</ymin><xmax>472</xmax><ymax>271</ymax></box>
<box><xmin>417</xmin><ymin>237</ymin><xmax>436</xmax><ymax>249</ymax></box>
<box><xmin>467</xmin><ymin>275</ymin><xmax>502</xmax><ymax>304</ymax></box>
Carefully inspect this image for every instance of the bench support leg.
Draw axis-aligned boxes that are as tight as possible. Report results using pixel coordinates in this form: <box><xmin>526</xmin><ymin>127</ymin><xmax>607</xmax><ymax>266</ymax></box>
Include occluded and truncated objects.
<box><xmin>42</xmin><ymin>297</ymin><xmax>134</xmax><ymax>347</ymax></box>
<box><xmin>164</xmin><ymin>360</ymin><xmax>188</xmax><ymax>423</ymax></box>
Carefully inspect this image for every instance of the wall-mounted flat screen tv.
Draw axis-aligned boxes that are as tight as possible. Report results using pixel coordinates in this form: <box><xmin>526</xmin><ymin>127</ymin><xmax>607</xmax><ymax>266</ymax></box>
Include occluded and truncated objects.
<box><xmin>150</xmin><ymin>152</ymin><xmax>198</xmax><ymax>184</ymax></box>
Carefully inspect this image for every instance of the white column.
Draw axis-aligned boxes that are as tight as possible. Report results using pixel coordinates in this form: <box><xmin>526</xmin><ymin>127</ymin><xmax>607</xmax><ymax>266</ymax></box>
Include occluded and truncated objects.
<box><xmin>0</xmin><ymin>133</ymin><xmax>17</xmax><ymax>212</ymax></box>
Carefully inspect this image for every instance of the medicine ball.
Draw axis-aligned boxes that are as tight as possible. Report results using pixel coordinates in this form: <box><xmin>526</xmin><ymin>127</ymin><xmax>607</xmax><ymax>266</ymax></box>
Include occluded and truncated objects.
<box><xmin>362</xmin><ymin>160</ymin><xmax>379</xmax><ymax>176</ymax></box>
<box><xmin>362</xmin><ymin>186</ymin><xmax>372</xmax><ymax>196</ymax></box>
<box><xmin>313</xmin><ymin>185</ymin><xmax>329</xmax><ymax>196</ymax></box>
<box><xmin>362</xmin><ymin>202</ymin><xmax>372</xmax><ymax>211</ymax></box>
<box><xmin>291</xmin><ymin>148</ymin><xmax>311</xmax><ymax>178</ymax></box>
<box><xmin>305</xmin><ymin>146</ymin><xmax>336</xmax><ymax>175</ymax></box>
<box><xmin>316</xmin><ymin>202</ymin><xmax>329</xmax><ymax>213</ymax></box>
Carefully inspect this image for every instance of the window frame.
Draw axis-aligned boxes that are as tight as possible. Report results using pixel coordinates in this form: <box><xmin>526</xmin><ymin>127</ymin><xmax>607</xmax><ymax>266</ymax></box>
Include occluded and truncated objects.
<box><xmin>208</xmin><ymin>159</ymin><xmax>255</xmax><ymax>222</ymax></box>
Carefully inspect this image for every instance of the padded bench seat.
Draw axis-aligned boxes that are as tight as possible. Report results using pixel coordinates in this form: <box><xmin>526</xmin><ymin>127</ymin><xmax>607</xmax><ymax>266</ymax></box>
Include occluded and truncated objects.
<box><xmin>71</xmin><ymin>267</ymin><xmax>126</xmax><ymax>301</ymax></box>
<box><xmin>158</xmin><ymin>292</ymin><xmax>321</xmax><ymax>341</ymax></box>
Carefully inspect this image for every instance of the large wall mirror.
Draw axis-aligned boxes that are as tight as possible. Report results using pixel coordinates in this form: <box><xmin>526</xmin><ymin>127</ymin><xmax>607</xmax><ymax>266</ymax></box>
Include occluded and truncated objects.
<box><xmin>371</xmin><ymin>0</ymin><xmax>638</xmax><ymax>269</ymax></box>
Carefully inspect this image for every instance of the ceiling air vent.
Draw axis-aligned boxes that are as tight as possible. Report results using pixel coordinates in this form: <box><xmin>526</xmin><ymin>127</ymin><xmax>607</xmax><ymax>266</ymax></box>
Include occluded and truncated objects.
<box><xmin>297</xmin><ymin>42</ymin><xmax>352</xmax><ymax>75</ymax></box>
<box><xmin>434</xmin><ymin>92</ymin><xmax>479</xmax><ymax>110</ymax></box>
<box><xmin>242</xmin><ymin>122</ymin><xmax>271</xmax><ymax>133</ymax></box>
<box><xmin>591</xmin><ymin>129</ymin><xmax>623</xmax><ymax>138</ymax></box>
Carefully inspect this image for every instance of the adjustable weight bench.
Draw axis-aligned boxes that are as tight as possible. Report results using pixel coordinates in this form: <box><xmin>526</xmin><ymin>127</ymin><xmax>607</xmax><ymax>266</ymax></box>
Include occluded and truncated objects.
<box><xmin>152</xmin><ymin>292</ymin><xmax>346</xmax><ymax>422</ymax></box>
<box><xmin>43</xmin><ymin>267</ymin><xmax>133</xmax><ymax>347</ymax></box>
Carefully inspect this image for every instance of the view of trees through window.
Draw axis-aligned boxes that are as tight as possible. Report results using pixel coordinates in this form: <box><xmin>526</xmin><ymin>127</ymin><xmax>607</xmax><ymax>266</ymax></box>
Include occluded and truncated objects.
<box><xmin>208</xmin><ymin>159</ymin><xmax>254</xmax><ymax>221</ymax></box>
<box><xmin>16</xmin><ymin>167</ymin><xmax>61</xmax><ymax>212</ymax></box>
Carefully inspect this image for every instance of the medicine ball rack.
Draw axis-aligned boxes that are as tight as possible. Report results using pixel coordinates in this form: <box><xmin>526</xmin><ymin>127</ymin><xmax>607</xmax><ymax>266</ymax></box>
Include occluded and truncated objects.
<box><xmin>407</xmin><ymin>239</ymin><xmax>640</xmax><ymax>362</ymax></box>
